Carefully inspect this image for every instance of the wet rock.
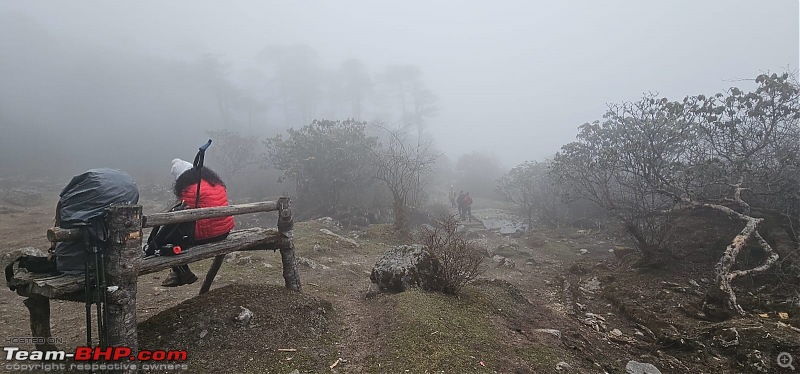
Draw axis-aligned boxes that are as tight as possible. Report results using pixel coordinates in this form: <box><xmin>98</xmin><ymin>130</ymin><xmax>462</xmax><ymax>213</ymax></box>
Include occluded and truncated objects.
<box><xmin>625</xmin><ymin>361</ymin><xmax>661</xmax><ymax>374</ymax></box>
<box><xmin>370</xmin><ymin>245</ymin><xmax>439</xmax><ymax>292</ymax></box>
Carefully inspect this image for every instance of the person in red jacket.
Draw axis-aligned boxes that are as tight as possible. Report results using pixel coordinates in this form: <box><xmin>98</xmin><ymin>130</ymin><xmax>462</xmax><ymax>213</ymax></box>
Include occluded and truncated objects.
<box><xmin>162</xmin><ymin>159</ymin><xmax>234</xmax><ymax>287</ymax></box>
<box><xmin>464</xmin><ymin>192</ymin><xmax>474</xmax><ymax>222</ymax></box>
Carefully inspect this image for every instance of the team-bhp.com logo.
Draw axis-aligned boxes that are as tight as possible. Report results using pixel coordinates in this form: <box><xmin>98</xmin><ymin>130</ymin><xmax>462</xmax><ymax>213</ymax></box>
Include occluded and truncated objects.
<box><xmin>4</xmin><ymin>346</ymin><xmax>188</xmax><ymax>372</ymax></box>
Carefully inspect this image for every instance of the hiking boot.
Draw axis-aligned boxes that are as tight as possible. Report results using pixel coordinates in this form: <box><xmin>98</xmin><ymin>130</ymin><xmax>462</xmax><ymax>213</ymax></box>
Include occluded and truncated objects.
<box><xmin>161</xmin><ymin>270</ymin><xmax>198</xmax><ymax>287</ymax></box>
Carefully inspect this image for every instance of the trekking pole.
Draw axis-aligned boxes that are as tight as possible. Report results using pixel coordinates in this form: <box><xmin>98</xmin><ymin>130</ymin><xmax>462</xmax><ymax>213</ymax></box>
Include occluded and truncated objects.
<box><xmin>83</xmin><ymin>232</ymin><xmax>93</xmax><ymax>347</ymax></box>
<box><xmin>93</xmin><ymin>244</ymin><xmax>105</xmax><ymax>348</ymax></box>
<box><xmin>193</xmin><ymin>139</ymin><xmax>212</xmax><ymax>209</ymax></box>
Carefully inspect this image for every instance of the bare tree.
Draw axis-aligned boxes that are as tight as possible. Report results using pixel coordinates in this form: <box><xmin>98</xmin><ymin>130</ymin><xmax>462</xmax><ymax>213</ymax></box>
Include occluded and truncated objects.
<box><xmin>372</xmin><ymin>125</ymin><xmax>440</xmax><ymax>237</ymax></box>
<box><xmin>206</xmin><ymin>129</ymin><xmax>260</xmax><ymax>180</ymax></box>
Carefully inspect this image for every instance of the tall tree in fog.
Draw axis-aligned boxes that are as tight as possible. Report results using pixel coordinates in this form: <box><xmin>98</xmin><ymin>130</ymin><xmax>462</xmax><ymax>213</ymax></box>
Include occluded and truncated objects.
<box><xmin>339</xmin><ymin>59</ymin><xmax>373</xmax><ymax>121</ymax></box>
<box><xmin>206</xmin><ymin>129</ymin><xmax>260</xmax><ymax>180</ymax></box>
<box><xmin>379</xmin><ymin>65</ymin><xmax>439</xmax><ymax>140</ymax></box>
<box><xmin>258</xmin><ymin>45</ymin><xmax>322</xmax><ymax>125</ymax></box>
<box><xmin>197</xmin><ymin>54</ymin><xmax>242</xmax><ymax>126</ymax></box>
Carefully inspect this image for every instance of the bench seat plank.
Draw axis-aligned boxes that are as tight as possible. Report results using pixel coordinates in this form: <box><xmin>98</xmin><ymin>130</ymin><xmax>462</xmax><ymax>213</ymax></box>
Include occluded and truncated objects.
<box><xmin>8</xmin><ymin>227</ymin><xmax>283</xmax><ymax>300</ymax></box>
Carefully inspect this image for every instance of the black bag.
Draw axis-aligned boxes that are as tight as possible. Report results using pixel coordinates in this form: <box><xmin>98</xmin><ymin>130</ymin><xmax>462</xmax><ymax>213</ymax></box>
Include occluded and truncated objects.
<box><xmin>54</xmin><ymin>169</ymin><xmax>139</xmax><ymax>274</ymax></box>
<box><xmin>143</xmin><ymin>202</ymin><xmax>195</xmax><ymax>257</ymax></box>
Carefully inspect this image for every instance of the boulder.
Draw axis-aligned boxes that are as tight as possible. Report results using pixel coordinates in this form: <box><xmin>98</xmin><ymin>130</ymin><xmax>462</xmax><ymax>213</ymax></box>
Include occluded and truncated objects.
<box><xmin>625</xmin><ymin>361</ymin><xmax>661</xmax><ymax>374</ymax></box>
<box><xmin>370</xmin><ymin>245</ymin><xmax>440</xmax><ymax>292</ymax></box>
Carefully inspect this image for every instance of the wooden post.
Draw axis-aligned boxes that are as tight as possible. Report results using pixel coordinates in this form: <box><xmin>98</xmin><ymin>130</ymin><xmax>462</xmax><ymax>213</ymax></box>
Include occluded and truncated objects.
<box><xmin>199</xmin><ymin>255</ymin><xmax>225</xmax><ymax>295</ymax></box>
<box><xmin>103</xmin><ymin>204</ymin><xmax>142</xmax><ymax>366</ymax></box>
<box><xmin>22</xmin><ymin>296</ymin><xmax>58</xmax><ymax>351</ymax></box>
<box><xmin>277</xmin><ymin>197</ymin><xmax>301</xmax><ymax>291</ymax></box>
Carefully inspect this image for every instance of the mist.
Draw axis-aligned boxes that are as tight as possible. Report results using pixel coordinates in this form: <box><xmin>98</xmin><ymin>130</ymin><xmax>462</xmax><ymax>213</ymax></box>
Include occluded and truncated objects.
<box><xmin>0</xmin><ymin>0</ymin><xmax>797</xmax><ymax>180</ymax></box>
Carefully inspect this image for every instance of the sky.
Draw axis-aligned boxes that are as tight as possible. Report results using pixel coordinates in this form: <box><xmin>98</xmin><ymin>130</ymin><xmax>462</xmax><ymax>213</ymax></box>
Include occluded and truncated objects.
<box><xmin>1</xmin><ymin>0</ymin><xmax>798</xmax><ymax>169</ymax></box>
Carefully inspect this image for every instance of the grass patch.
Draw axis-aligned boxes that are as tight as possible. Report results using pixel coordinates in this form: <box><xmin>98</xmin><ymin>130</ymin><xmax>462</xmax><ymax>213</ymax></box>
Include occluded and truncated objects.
<box><xmin>366</xmin><ymin>283</ymin><xmax>559</xmax><ymax>373</ymax></box>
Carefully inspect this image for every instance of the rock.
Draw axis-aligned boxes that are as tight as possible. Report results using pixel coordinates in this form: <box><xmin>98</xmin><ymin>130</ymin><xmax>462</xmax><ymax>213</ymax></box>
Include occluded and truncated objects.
<box><xmin>492</xmin><ymin>255</ymin><xmax>515</xmax><ymax>268</ymax></box>
<box><xmin>715</xmin><ymin>327</ymin><xmax>739</xmax><ymax>347</ymax></box>
<box><xmin>499</xmin><ymin>227</ymin><xmax>516</xmax><ymax>235</ymax></box>
<box><xmin>583</xmin><ymin>277</ymin><xmax>601</xmax><ymax>293</ymax></box>
<box><xmin>199</xmin><ymin>329</ymin><xmax>208</xmax><ymax>339</ymax></box>
<box><xmin>555</xmin><ymin>361</ymin><xmax>572</xmax><ymax>371</ymax></box>
<box><xmin>320</xmin><ymin>228</ymin><xmax>360</xmax><ymax>247</ymax></box>
<box><xmin>744</xmin><ymin>350</ymin><xmax>768</xmax><ymax>373</ymax></box>
<box><xmin>235</xmin><ymin>306</ymin><xmax>254</xmax><ymax>327</ymax></box>
<box><xmin>625</xmin><ymin>361</ymin><xmax>662</xmax><ymax>374</ymax></box>
<box><xmin>579</xmin><ymin>248</ymin><xmax>589</xmax><ymax>255</ymax></box>
<box><xmin>689</xmin><ymin>279</ymin><xmax>700</xmax><ymax>287</ymax></box>
<box><xmin>370</xmin><ymin>245</ymin><xmax>440</xmax><ymax>292</ymax></box>
<box><xmin>297</xmin><ymin>257</ymin><xmax>329</xmax><ymax>270</ymax></box>
<box><xmin>533</xmin><ymin>329</ymin><xmax>561</xmax><ymax>338</ymax></box>
<box><xmin>317</xmin><ymin>217</ymin><xmax>335</xmax><ymax>225</ymax></box>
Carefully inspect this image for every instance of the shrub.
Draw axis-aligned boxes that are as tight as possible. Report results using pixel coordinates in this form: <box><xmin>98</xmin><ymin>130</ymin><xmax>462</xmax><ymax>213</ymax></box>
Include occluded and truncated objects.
<box><xmin>419</xmin><ymin>215</ymin><xmax>487</xmax><ymax>294</ymax></box>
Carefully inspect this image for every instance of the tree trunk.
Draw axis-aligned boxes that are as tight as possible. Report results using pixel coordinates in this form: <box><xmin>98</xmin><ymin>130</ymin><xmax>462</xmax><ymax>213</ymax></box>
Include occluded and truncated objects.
<box><xmin>393</xmin><ymin>199</ymin><xmax>410</xmax><ymax>240</ymax></box>
<box><xmin>700</xmin><ymin>203</ymin><xmax>778</xmax><ymax>320</ymax></box>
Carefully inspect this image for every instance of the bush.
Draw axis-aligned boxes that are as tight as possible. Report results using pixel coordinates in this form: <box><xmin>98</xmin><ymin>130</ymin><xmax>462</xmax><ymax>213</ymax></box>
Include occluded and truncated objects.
<box><xmin>418</xmin><ymin>215</ymin><xmax>487</xmax><ymax>294</ymax></box>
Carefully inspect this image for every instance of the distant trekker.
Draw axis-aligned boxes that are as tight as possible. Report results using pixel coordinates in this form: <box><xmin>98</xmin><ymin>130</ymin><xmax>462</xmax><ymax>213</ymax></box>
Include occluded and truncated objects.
<box><xmin>464</xmin><ymin>192</ymin><xmax>473</xmax><ymax>222</ymax></box>
<box><xmin>456</xmin><ymin>190</ymin><xmax>466</xmax><ymax>219</ymax></box>
<box><xmin>448</xmin><ymin>185</ymin><xmax>456</xmax><ymax>208</ymax></box>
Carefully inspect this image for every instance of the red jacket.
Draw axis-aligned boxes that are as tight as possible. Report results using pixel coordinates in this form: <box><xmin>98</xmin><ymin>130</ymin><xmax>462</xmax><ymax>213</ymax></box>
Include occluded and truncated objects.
<box><xmin>179</xmin><ymin>180</ymin><xmax>234</xmax><ymax>240</ymax></box>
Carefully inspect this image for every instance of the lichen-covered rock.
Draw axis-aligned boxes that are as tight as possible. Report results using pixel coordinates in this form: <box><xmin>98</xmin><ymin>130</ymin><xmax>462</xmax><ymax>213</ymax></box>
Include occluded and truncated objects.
<box><xmin>625</xmin><ymin>361</ymin><xmax>661</xmax><ymax>374</ymax></box>
<box><xmin>370</xmin><ymin>245</ymin><xmax>440</xmax><ymax>292</ymax></box>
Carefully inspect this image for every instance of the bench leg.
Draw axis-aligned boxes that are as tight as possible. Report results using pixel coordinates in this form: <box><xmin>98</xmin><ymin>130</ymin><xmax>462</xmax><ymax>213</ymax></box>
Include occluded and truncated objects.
<box><xmin>23</xmin><ymin>296</ymin><xmax>58</xmax><ymax>351</ymax></box>
<box><xmin>280</xmin><ymin>242</ymin><xmax>301</xmax><ymax>291</ymax></box>
<box><xmin>199</xmin><ymin>255</ymin><xmax>225</xmax><ymax>295</ymax></box>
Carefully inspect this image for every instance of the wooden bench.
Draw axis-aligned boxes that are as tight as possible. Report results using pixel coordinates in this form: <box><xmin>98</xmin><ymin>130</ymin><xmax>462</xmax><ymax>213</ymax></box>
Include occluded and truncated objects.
<box><xmin>6</xmin><ymin>197</ymin><xmax>300</xmax><ymax>356</ymax></box>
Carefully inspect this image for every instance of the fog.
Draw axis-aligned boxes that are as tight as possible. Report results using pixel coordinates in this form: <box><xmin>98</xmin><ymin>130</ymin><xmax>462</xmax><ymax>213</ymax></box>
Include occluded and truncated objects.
<box><xmin>0</xmin><ymin>1</ymin><xmax>797</xmax><ymax>182</ymax></box>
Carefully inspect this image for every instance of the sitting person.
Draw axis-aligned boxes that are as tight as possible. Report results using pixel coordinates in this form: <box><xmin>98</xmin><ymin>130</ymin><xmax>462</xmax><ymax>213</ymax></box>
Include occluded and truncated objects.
<box><xmin>161</xmin><ymin>159</ymin><xmax>234</xmax><ymax>287</ymax></box>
